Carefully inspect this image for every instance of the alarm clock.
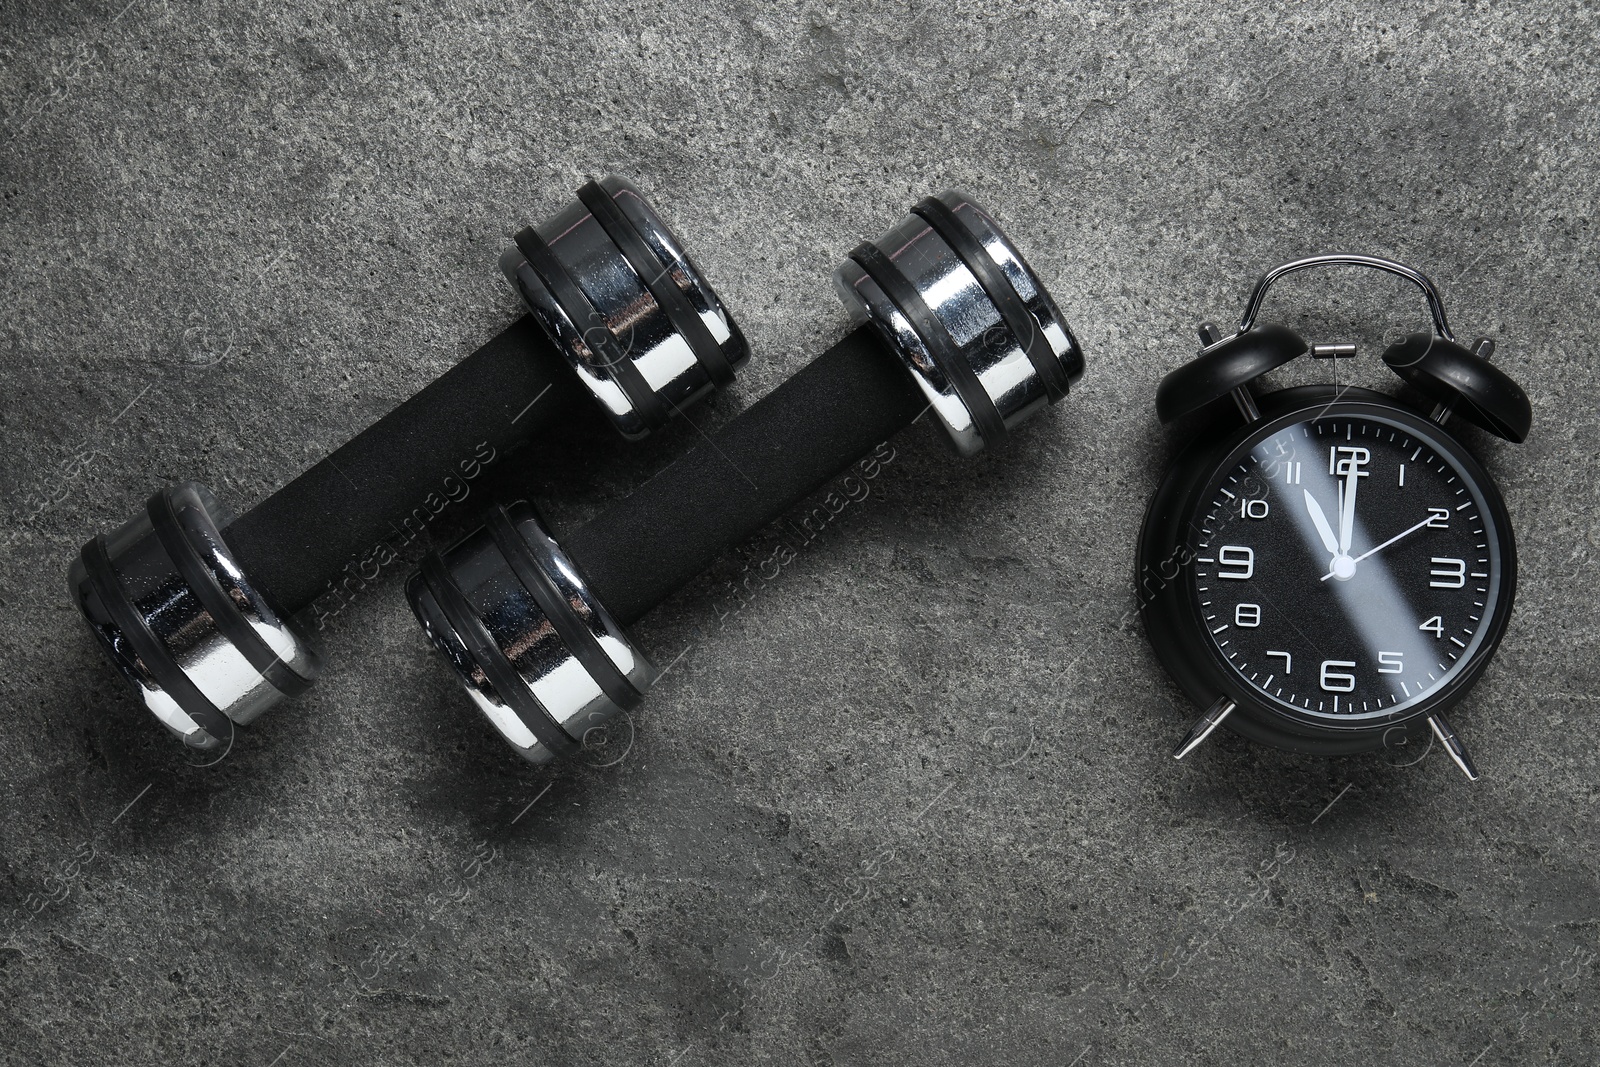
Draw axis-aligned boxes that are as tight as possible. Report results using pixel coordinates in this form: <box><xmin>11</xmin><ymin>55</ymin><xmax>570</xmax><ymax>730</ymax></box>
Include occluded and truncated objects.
<box><xmin>1137</xmin><ymin>254</ymin><xmax>1532</xmax><ymax>779</ymax></box>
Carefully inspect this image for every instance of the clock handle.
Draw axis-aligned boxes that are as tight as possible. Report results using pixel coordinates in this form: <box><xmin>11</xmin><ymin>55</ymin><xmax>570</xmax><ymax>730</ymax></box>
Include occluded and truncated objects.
<box><xmin>1237</xmin><ymin>253</ymin><xmax>1456</xmax><ymax>342</ymax></box>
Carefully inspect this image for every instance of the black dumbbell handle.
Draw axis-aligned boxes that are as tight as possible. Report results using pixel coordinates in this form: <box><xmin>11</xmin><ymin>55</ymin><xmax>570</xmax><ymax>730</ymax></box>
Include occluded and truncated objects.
<box><xmin>559</xmin><ymin>324</ymin><xmax>925</xmax><ymax>626</ymax></box>
<box><xmin>223</xmin><ymin>316</ymin><xmax>585</xmax><ymax>615</ymax></box>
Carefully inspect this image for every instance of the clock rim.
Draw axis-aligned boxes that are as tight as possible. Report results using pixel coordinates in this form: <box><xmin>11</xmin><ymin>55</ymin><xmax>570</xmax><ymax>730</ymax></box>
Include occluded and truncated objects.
<box><xmin>1137</xmin><ymin>385</ymin><xmax>1518</xmax><ymax>756</ymax></box>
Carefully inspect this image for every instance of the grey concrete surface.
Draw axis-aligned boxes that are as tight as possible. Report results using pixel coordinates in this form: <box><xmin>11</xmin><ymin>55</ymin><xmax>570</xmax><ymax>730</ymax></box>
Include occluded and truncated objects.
<box><xmin>2</xmin><ymin>2</ymin><xmax>1598</xmax><ymax>1064</ymax></box>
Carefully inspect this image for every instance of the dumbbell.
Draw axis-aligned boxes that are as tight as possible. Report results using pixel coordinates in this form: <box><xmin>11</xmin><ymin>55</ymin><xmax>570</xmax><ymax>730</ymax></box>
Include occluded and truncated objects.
<box><xmin>68</xmin><ymin>177</ymin><xmax>748</xmax><ymax>752</ymax></box>
<box><xmin>409</xmin><ymin>191</ymin><xmax>1084</xmax><ymax>763</ymax></box>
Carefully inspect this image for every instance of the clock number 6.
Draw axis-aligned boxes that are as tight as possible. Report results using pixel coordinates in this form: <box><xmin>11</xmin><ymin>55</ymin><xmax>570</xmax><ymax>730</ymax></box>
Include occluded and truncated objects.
<box><xmin>1320</xmin><ymin>660</ymin><xmax>1357</xmax><ymax>693</ymax></box>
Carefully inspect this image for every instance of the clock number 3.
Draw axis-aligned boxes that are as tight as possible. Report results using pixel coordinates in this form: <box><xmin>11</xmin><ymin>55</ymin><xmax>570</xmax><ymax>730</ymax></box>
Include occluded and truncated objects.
<box><xmin>1430</xmin><ymin>557</ymin><xmax>1467</xmax><ymax>588</ymax></box>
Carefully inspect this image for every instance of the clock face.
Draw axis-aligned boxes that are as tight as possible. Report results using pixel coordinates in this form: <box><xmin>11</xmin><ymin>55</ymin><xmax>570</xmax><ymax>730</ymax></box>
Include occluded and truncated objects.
<box><xmin>1186</xmin><ymin>406</ymin><xmax>1511</xmax><ymax>728</ymax></box>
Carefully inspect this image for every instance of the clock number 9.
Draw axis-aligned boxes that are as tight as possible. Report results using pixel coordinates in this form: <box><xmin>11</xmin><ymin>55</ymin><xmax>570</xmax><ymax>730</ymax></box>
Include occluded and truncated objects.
<box><xmin>1217</xmin><ymin>546</ymin><xmax>1254</xmax><ymax>580</ymax></box>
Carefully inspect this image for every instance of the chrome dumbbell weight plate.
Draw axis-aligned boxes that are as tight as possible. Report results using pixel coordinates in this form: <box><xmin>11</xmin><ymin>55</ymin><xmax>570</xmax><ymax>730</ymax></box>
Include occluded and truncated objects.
<box><xmin>69</xmin><ymin>483</ymin><xmax>321</xmax><ymax>750</ymax></box>
<box><xmin>834</xmin><ymin>191</ymin><xmax>1083</xmax><ymax>457</ymax></box>
<box><xmin>414</xmin><ymin>190</ymin><xmax>1084</xmax><ymax>764</ymax></box>
<box><xmin>506</xmin><ymin>176</ymin><xmax>746</xmax><ymax>439</ymax></box>
<box><xmin>409</xmin><ymin>504</ymin><xmax>655</xmax><ymax>763</ymax></box>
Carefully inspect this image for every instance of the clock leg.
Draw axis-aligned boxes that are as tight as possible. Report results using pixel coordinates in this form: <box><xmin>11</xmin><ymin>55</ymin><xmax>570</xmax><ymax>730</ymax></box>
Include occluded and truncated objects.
<box><xmin>1427</xmin><ymin>714</ymin><xmax>1480</xmax><ymax>781</ymax></box>
<box><xmin>1173</xmin><ymin>697</ymin><xmax>1237</xmax><ymax>760</ymax></box>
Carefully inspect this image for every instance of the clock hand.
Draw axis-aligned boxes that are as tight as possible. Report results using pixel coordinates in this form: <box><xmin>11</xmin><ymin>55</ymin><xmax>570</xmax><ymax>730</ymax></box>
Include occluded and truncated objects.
<box><xmin>1347</xmin><ymin>515</ymin><xmax>1437</xmax><ymax>566</ymax></box>
<box><xmin>1337</xmin><ymin>467</ymin><xmax>1359</xmax><ymax>555</ymax></box>
<box><xmin>1302</xmin><ymin>489</ymin><xmax>1340</xmax><ymax>556</ymax></box>
<box><xmin>1319</xmin><ymin>513</ymin><xmax>1438</xmax><ymax>581</ymax></box>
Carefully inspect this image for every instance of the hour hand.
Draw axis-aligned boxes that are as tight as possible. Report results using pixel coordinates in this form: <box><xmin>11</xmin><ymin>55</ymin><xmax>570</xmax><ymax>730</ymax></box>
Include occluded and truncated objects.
<box><xmin>1303</xmin><ymin>489</ymin><xmax>1340</xmax><ymax>556</ymax></box>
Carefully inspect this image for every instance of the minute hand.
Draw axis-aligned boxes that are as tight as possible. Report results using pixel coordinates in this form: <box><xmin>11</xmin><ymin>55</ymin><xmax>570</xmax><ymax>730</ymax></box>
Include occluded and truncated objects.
<box><xmin>1320</xmin><ymin>514</ymin><xmax>1437</xmax><ymax>581</ymax></box>
<box><xmin>1338</xmin><ymin>470</ymin><xmax>1359</xmax><ymax>554</ymax></box>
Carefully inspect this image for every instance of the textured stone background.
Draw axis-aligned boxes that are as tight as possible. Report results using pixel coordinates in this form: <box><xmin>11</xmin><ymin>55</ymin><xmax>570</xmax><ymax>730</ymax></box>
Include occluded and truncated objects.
<box><xmin>2</xmin><ymin>2</ymin><xmax>1597</xmax><ymax>1064</ymax></box>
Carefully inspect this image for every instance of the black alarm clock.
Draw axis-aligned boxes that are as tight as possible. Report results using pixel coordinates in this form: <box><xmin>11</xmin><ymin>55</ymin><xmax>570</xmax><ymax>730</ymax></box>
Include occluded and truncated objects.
<box><xmin>1137</xmin><ymin>254</ymin><xmax>1532</xmax><ymax>779</ymax></box>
